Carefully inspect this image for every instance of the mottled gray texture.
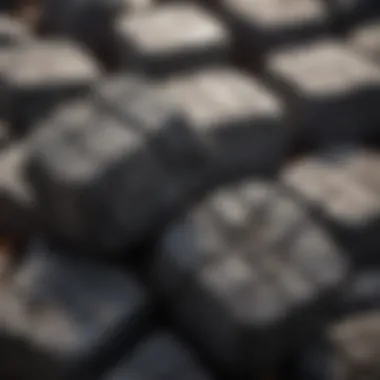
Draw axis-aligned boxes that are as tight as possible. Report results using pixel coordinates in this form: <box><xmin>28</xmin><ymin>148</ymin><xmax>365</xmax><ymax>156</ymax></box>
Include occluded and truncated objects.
<box><xmin>282</xmin><ymin>148</ymin><xmax>380</xmax><ymax>265</ymax></box>
<box><xmin>2</xmin><ymin>39</ymin><xmax>99</xmax><ymax>135</ymax></box>
<box><xmin>28</xmin><ymin>76</ymin><xmax>205</xmax><ymax>252</ymax></box>
<box><xmin>267</xmin><ymin>40</ymin><xmax>380</xmax><ymax>146</ymax></box>
<box><xmin>0</xmin><ymin>16</ymin><xmax>30</xmax><ymax>47</ymax></box>
<box><xmin>116</xmin><ymin>3</ymin><xmax>231</xmax><ymax>76</ymax></box>
<box><xmin>158</xmin><ymin>67</ymin><xmax>289</xmax><ymax>185</ymax></box>
<box><xmin>349</xmin><ymin>21</ymin><xmax>380</xmax><ymax>62</ymax></box>
<box><xmin>151</xmin><ymin>180</ymin><xmax>348</xmax><ymax>376</ymax></box>
<box><xmin>218</xmin><ymin>0</ymin><xmax>330</xmax><ymax>58</ymax></box>
<box><xmin>0</xmin><ymin>240</ymin><xmax>149</xmax><ymax>377</ymax></box>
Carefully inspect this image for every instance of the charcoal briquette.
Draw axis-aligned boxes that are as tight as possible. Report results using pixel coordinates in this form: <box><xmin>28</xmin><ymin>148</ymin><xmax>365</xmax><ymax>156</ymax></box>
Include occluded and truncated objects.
<box><xmin>151</xmin><ymin>180</ymin><xmax>349</xmax><ymax>376</ymax></box>
<box><xmin>0</xmin><ymin>240</ymin><xmax>150</xmax><ymax>378</ymax></box>
<box><xmin>116</xmin><ymin>3</ymin><xmax>231</xmax><ymax>76</ymax></box>
<box><xmin>267</xmin><ymin>40</ymin><xmax>380</xmax><ymax>147</ymax></box>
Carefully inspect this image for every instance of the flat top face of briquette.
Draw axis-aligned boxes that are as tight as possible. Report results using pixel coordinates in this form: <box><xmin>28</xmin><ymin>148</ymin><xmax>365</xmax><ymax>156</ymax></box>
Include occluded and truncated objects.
<box><xmin>29</xmin><ymin>99</ymin><xmax>145</xmax><ymax>186</ymax></box>
<box><xmin>158</xmin><ymin>180</ymin><xmax>348</xmax><ymax>328</ymax></box>
<box><xmin>268</xmin><ymin>40</ymin><xmax>380</xmax><ymax>96</ymax></box>
<box><xmin>349</xmin><ymin>22</ymin><xmax>380</xmax><ymax>58</ymax></box>
<box><xmin>160</xmin><ymin>68</ymin><xmax>283</xmax><ymax>130</ymax></box>
<box><xmin>221</xmin><ymin>0</ymin><xmax>327</xmax><ymax>27</ymax></box>
<box><xmin>3</xmin><ymin>40</ymin><xmax>99</xmax><ymax>89</ymax></box>
<box><xmin>281</xmin><ymin>148</ymin><xmax>380</xmax><ymax>226</ymax></box>
<box><xmin>117</xmin><ymin>3</ymin><xmax>229</xmax><ymax>54</ymax></box>
<box><xmin>0</xmin><ymin>16</ymin><xmax>29</xmax><ymax>47</ymax></box>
